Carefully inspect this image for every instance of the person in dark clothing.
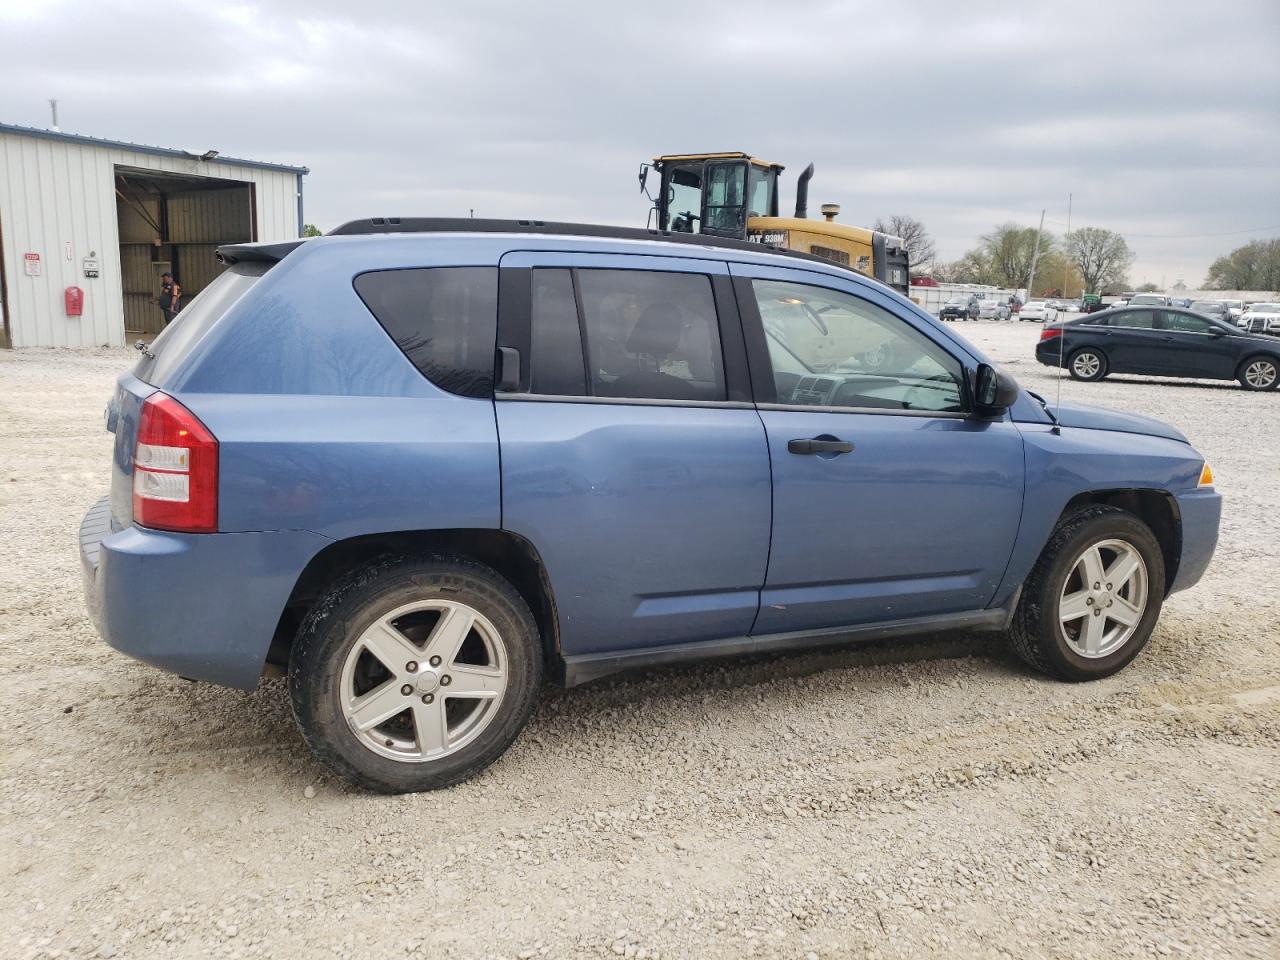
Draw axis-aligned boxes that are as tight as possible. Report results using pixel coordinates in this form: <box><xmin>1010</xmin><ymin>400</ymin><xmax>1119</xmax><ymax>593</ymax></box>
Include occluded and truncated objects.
<box><xmin>158</xmin><ymin>272</ymin><xmax>182</xmax><ymax>326</ymax></box>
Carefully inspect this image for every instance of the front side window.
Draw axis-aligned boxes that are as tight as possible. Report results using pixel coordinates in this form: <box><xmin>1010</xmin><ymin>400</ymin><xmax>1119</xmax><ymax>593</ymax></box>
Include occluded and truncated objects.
<box><xmin>752</xmin><ymin>279</ymin><xmax>964</xmax><ymax>413</ymax></box>
<box><xmin>538</xmin><ymin>269</ymin><xmax>726</xmax><ymax>402</ymax></box>
<box><xmin>354</xmin><ymin>267</ymin><xmax>498</xmax><ymax>397</ymax></box>
<box><xmin>1161</xmin><ymin>311</ymin><xmax>1214</xmax><ymax>333</ymax></box>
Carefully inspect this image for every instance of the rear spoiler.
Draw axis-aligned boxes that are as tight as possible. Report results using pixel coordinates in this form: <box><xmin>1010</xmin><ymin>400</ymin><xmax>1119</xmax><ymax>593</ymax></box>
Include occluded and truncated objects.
<box><xmin>215</xmin><ymin>239</ymin><xmax>305</xmax><ymax>265</ymax></box>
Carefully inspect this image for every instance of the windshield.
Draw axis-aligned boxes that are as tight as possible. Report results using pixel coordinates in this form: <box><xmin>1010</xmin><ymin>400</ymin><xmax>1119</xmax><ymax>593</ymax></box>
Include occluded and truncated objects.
<box><xmin>1247</xmin><ymin>303</ymin><xmax>1280</xmax><ymax>312</ymax></box>
<box><xmin>1191</xmin><ymin>301</ymin><xmax>1224</xmax><ymax>311</ymax></box>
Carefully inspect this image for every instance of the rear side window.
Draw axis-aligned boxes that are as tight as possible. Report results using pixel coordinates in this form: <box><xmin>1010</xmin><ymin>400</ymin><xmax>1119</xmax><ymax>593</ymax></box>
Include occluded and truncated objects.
<box><xmin>1102</xmin><ymin>309</ymin><xmax>1156</xmax><ymax>329</ymax></box>
<box><xmin>527</xmin><ymin>268</ymin><xmax>726</xmax><ymax>402</ymax></box>
<box><xmin>577</xmin><ymin>270</ymin><xmax>725</xmax><ymax>401</ymax></box>
<box><xmin>354</xmin><ymin>267</ymin><xmax>497</xmax><ymax>398</ymax></box>
<box><xmin>529</xmin><ymin>269</ymin><xmax>586</xmax><ymax>396</ymax></box>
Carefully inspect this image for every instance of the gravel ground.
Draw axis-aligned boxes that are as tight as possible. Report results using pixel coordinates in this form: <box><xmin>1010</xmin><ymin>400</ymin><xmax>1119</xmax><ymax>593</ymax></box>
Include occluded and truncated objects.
<box><xmin>1</xmin><ymin>322</ymin><xmax>1277</xmax><ymax>960</ymax></box>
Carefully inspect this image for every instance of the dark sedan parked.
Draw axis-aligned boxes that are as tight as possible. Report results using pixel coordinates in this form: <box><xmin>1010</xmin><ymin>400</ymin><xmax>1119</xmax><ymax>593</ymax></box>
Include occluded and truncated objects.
<box><xmin>1035</xmin><ymin>306</ymin><xmax>1280</xmax><ymax>391</ymax></box>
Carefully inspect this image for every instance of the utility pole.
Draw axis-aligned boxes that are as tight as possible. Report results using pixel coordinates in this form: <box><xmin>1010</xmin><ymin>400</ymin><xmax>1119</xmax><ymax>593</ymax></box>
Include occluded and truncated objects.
<box><xmin>1063</xmin><ymin>193</ymin><xmax>1072</xmax><ymax>294</ymax></box>
<box><xmin>1027</xmin><ymin>208</ymin><xmax>1046</xmax><ymax>298</ymax></box>
<box><xmin>49</xmin><ymin>99</ymin><xmax>59</xmax><ymax>131</ymax></box>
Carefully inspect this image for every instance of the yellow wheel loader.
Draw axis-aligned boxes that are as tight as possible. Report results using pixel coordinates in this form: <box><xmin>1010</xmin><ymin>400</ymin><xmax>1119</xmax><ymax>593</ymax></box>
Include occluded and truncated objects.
<box><xmin>640</xmin><ymin>152</ymin><xmax>910</xmax><ymax>295</ymax></box>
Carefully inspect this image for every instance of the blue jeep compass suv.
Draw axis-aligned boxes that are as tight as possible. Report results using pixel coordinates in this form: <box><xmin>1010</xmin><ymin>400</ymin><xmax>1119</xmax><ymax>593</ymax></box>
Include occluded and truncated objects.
<box><xmin>81</xmin><ymin>219</ymin><xmax>1221</xmax><ymax>793</ymax></box>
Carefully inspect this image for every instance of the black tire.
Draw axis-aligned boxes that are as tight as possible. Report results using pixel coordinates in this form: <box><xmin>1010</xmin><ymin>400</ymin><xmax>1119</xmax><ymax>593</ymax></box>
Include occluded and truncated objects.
<box><xmin>1237</xmin><ymin>355</ymin><xmax>1279</xmax><ymax>391</ymax></box>
<box><xmin>1008</xmin><ymin>505</ymin><xmax>1165</xmax><ymax>682</ymax></box>
<box><xmin>289</xmin><ymin>555</ymin><xmax>542</xmax><ymax>793</ymax></box>
<box><xmin>1067</xmin><ymin>347</ymin><xmax>1107</xmax><ymax>381</ymax></box>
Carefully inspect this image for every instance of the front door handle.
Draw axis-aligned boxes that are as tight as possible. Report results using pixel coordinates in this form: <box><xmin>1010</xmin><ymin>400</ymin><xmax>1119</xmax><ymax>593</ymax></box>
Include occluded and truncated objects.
<box><xmin>788</xmin><ymin>437</ymin><xmax>854</xmax><ymax>455</ymax></box>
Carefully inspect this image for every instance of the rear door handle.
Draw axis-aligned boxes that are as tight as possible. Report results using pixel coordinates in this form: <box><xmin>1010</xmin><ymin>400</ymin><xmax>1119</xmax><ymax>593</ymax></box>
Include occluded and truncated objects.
<box><xmin>788</xmin><ymin>437</ymin><xmax>854</xmax><ymax>455</ymax></box>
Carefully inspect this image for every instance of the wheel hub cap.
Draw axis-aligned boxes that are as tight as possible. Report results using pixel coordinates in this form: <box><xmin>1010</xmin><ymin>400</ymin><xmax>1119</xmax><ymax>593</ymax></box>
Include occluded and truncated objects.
<box><xmin>338</xmin><ymin>599</ymin><xmax>508</xmax><ymax>763</ymax></box>
<box><xmin>414</xmin><ymin>669</ymin><xmax>441</xmax><ymax>695</ymax></box>
<box><xmin>1058</xmin><ymin>538</ymin><xmax>1148</xmax><ymax>659</ymax></box>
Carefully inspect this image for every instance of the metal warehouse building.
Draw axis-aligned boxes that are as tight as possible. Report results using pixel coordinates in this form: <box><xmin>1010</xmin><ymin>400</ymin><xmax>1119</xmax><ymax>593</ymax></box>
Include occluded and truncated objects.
<box><xmin>0</xmin><ymin>123</ymin><xmax>307</xmax><ymax>348</ymax></box>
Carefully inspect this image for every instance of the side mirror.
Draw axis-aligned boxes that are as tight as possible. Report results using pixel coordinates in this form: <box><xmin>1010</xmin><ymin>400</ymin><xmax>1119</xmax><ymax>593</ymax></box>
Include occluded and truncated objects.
<box><xmin>637</xmin><ymin>163</ymin><xmax>650</xmax><ymax>195</ymax></box>
<box><xmin>973</xmin><ymin>363</ymin><xmax>1019</xmax><ymax>415</ymax></box>
<box><xmin>1208</xmin><ymin>326</ymin><xmax>1227</xmax><ymax>336</ymax></box>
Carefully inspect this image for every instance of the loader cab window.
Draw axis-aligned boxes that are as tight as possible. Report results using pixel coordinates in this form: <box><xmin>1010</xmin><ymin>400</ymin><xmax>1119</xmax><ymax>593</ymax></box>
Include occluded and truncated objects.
<box><xmin>665</xmin><ymin>163</ymin><xmax>704</xmax><ymax>234</ymax></box>
<box><xmin>747</xmin><ymin>165</ymin><xmax>775</xmax><ymax>219</ymax></box>
<box><xmin>700</xmin><ymin>160</ymin><xmax>749</xmax><ymax>237</ymax></box>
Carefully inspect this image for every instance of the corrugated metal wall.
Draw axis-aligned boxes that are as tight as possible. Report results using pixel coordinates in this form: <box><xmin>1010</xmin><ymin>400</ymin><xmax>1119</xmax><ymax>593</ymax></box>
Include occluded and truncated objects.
<box><xmin>116</xmin><ymin>184</ymin><xmax>255</xmax><ymax>334</ymax></box>
<box><xmin>0</xmin><ymin>130</ymin><xmax>300</xmax><ymax>347</ymax></box>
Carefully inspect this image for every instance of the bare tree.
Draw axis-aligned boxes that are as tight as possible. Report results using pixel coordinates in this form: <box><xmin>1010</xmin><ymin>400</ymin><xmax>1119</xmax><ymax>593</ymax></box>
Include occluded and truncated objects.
<box><xmin>977</xmin><ymin>223</ymin><xmax>1049</xmax><ymax>288</ymax></box>
<box><xmin>873</xmin><ymin>215</ymin><xmax>937</xmax><ymax>272</ymax></box>
<box><xmin>1065</xmin><ymin>227</ymin><xmax>1134</xmax><ymax>294</ymax></box>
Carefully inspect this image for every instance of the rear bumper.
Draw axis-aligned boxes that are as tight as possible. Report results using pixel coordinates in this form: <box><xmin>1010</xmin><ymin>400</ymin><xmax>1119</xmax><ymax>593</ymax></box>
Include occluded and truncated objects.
<box><xmin>1034</xmin><ymin>341</ymin><xmax>1065</xmax><ymax>366</ymax></box>
<box><xmin>80</xmin><ymin>496</ymin><xmax>330</xmax><ymax>689</ymax></box>
<box><xmin>1170</xmin><ymin>488</ymin><xmax>1221</xmax><ymax>594</ymax></box>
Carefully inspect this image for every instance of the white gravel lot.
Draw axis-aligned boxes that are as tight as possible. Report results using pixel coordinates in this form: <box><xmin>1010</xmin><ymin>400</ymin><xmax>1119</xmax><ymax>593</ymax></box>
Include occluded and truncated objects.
<box><xmin>1</xmin><ymin>322</ymin><xmax>1276</xmax><ymax>960</ymax></box>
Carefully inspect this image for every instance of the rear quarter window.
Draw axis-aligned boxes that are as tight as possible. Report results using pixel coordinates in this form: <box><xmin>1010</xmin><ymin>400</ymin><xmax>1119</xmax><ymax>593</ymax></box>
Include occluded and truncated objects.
<box><xmin>354</xmin><ymin>267</ymin><xmax>498</xmax><ymax>398</ymax></box>
<box><xmin>135</xmin><ymin>262</ymin><xmax>269</xmax><ymax>385</ymax></box>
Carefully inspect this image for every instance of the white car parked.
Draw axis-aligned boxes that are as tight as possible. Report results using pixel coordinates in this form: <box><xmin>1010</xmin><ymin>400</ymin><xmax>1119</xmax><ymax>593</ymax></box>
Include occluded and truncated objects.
<box><xmin>1239</xmin><ymin>302</ymin><xmax>1280</xmax><ymax>334</ymax></box>
<box><xmin>978</xmin><ymin>299</ymin><xmax>1012</xmax><ymax>320</ymax></box>
<box><xmin>1018</xmin><ymin>300</ymin><xmax>1059</xmax><ymax>322</ymax></box>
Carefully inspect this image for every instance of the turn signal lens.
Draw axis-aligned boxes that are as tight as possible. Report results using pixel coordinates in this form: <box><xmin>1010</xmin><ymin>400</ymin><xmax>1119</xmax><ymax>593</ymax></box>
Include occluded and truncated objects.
<box><xmin>1199</xmin><ymin>462</ymin><xmax>1214</xmax><ymax>487</ymax></box>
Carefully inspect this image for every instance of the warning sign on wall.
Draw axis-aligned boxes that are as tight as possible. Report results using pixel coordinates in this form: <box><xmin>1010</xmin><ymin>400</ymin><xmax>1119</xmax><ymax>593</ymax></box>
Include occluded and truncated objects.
<box><xmin>23</xmin><ymin>252</ymin><xmax>41</xmax><ymax>277</ymax></box>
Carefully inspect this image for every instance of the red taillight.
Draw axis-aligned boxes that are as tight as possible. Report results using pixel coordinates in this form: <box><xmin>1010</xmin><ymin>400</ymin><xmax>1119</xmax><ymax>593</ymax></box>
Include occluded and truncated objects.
<box><xmin>132</xmin><ymin>393</ymin><xmax>218</xmax><ymax>533</ymax></box>
<box><xmin>1039</xmin><ymin>326</ymin><xmax>1063</xmax><ymax>342</ymax></box>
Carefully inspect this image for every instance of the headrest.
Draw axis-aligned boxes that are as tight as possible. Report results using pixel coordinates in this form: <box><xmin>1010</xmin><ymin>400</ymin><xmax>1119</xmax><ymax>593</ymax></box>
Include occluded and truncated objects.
<box><xmin>627</xmin><ymin>303</ymin><xmax>685</xmax><ymax>358</ymax></box>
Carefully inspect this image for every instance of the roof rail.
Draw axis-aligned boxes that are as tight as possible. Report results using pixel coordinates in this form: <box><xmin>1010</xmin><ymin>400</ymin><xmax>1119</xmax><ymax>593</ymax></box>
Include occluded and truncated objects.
<box><xmin>325</xmin><ymin>217</ymin><xmax>876</xmax><ymax>281</ymax></box>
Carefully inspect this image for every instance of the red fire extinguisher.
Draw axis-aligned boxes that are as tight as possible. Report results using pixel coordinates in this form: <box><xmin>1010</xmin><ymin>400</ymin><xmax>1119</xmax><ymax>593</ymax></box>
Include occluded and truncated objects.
<box><xmin>65</xmin><ymin>286</ymin><xmax>84</xmax><ymax>317</ymax></box>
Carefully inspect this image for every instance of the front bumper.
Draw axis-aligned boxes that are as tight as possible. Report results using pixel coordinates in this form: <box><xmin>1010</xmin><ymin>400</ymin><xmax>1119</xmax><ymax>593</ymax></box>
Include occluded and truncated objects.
<box><xmin>80</xmin><ymin>496</ymin><xmax>331</xmax><ymax>689</ymax></box>
<box><xmin>1170</xmin><ymin>488</ymin><xmax>1221</xmax><ymax>594</ymax></box>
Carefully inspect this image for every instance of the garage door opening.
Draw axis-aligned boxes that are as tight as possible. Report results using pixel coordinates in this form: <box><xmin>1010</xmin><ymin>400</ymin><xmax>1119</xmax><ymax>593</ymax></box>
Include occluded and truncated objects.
<box><xmin>115</xmin><ymin>165</ymin><xmax>256</xmax><ymax>337</ymax></box>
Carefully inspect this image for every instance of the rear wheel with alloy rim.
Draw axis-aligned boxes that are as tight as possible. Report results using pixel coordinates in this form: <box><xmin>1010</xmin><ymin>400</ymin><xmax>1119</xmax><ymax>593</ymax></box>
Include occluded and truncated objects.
<box><xmin>1068</xmin><ymin>348</ymin><xmax>1107</xmax><ymax>381</ymax></box>
<box><xmin>1238</xmin><ymin>356</ymin><xmax>1279</xmax><ymax>391</ymax></box>
<box><xmin>290</xmin><ymin>556</ymin><xmax>541</xmax><ymax>793</ymax></box>
<box><xmin>1009</xmin><ymin>505</ymin><xmax>1164</xmax><ymax>681</ymax></box>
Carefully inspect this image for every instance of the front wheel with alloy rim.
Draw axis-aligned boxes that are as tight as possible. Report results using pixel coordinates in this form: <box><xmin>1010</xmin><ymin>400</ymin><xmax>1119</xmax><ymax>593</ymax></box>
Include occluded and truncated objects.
<box><xmin>289</xmin><ymin>556</ymin><xmax>542</xmax><ymax>793</ymax></box>
<box><xmin>1238</xmin><ymin>355</ymin><xmax>1279</xmax><ymax>391</ymax></box>
<box><xmin>1068</xmin><ymin>348</ymin><xmax>1107</xmax><ymax>382</ymax></box>
<box><xmin>1008</xmin><ymin>505</ymin><xmax>1165</xmax><ymax>681</ymax></box>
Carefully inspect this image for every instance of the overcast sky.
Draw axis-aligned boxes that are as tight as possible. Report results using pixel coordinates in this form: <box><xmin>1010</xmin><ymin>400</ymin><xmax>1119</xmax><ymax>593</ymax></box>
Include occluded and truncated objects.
<box><xmin>2</xmin><ymin>0</ymin><xmax>1278</xmax><ymax>287</ymax></box>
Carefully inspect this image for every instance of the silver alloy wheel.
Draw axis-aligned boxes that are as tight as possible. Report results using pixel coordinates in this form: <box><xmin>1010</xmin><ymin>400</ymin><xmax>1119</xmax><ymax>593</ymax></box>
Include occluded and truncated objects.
<box><xmin>1244</xmin><ymin>359</ymin><xmax>1277</xmax><ymax>388</ymax></box>
<box><xmin>1072</xmin><ymin>351</ymin><xmax>1102</xmax><ymax>379</ymax></box>
<box><xmin>339</xmin><ymin>600</ymin><xmax>507</xmax><ymax>762</ymax></box>
<box><xmin>1058</xmin><ymin>538</ymin><xmax>1148</xmax><ymax>658</ymax></box>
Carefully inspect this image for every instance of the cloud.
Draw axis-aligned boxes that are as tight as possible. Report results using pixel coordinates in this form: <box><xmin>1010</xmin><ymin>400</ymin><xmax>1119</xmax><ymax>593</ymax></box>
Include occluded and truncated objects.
<box><xmin>1</xmin><ymin>0</ymin><xmax>1277</xmax><ymax>285</ymax></box>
